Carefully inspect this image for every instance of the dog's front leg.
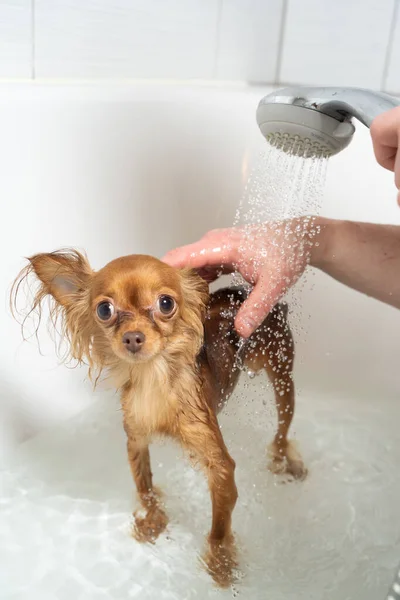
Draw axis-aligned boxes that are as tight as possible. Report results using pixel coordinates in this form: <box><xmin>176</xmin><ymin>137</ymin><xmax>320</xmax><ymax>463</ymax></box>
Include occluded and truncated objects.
<box><xmin>178</xmin><ymin>407</ymin><xmax>238</xmax><ymax>587</ymax></box>
<box><xmin>124</xmin><ymin>423</ymin><xmax>168</xmax><ymax>543</ymax></box>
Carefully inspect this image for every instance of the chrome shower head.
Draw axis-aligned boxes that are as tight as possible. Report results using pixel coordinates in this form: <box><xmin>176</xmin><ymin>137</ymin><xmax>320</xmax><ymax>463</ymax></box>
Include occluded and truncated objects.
<box><xmin>256</xmin><ymin>86</ymin><xmax>400</xmax><ymax>157</ymax></box>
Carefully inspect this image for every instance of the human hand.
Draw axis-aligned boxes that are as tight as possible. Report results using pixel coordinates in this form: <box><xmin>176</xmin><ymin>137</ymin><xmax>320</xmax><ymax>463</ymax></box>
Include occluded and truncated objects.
<box><xmin>370</xmin><ymin>106</ymin><xmax>400</xmax><ymax>204</ymax></box>
<box><xmin>163</xmin><ymin>217</ymin><xmax>321</xmax><ymax>338</ymax></box>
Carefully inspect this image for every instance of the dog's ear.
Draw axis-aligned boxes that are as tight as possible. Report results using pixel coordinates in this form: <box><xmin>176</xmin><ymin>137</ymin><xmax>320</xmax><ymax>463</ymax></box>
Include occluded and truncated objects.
<box><xmin>11</xmin><ymin>249</ymin><xmax>95</xmax><ymax>368</ymax></box>
<box><xmin>179</xmin><ymin>268</ymin><xmax>209</xmax><ymax>334</ymax></box>
<box><xmin>27</xmin><ymin>249</ymin><xmax>93</xmax><ymax>308</ymax></box>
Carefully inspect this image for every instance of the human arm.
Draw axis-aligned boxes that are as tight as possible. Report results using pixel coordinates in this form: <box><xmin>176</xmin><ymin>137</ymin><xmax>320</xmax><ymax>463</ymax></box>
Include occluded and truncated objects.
<box><xmin>313</xmin><ymin>218</ymin><xmax>400</xmax><ymax>310</ymax></box>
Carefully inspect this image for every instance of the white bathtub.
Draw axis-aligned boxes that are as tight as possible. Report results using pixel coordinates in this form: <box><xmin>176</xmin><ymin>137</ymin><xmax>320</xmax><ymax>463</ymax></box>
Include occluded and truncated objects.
<box><xmin>1</xmin><ymin>83</ymin><xmax>400</xmax><ymax>599</ymax></box>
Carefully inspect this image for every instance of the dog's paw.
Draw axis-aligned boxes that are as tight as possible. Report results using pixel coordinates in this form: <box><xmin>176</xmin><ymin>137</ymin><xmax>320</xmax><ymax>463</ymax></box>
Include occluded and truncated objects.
<box><xmin>133</xmin><ymin>504</ymin><xmax>168</xmax><ymax>544</ymax></box>
<box><xmin>267</xmin><ymin>440</ymin><xmax>308</xmax><ymax>481</ymax></box>
<box><xmin>286</xmin><ymin>458</ymin><xmax>308</xmax><ymax>480</ymax></box>
<box><xmin>203</xmin><ymin>536</ymin><xmax>238</xmax><ymax>588</ymax></box>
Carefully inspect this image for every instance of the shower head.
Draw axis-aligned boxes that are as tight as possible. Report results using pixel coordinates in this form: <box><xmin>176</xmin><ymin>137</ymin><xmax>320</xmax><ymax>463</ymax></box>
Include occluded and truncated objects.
<box><xmin>256</xmin><ymin>86</ymin><xmax>400</xmax><ymax>157</ymax></box>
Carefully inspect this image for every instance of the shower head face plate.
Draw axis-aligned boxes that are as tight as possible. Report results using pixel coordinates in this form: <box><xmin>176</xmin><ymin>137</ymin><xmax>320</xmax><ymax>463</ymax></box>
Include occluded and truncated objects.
<box><xmin>256</xmin><ymin>103</ymin><xmax>355</xmax><ymax>157</ymax></box>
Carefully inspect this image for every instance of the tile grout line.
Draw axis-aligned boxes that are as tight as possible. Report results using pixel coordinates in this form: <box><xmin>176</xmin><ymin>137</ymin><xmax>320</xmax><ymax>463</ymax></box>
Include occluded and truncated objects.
<box><xmin>274</xmin><ymin>0</ymin><xmax>288</xmax><ymax>85</ymax></box>
<box><xmin>212</xmin><ymin>0</ymin><xmax>224</xmax><ymax>79</ymax></box>
<box><xmin>31</xmin><ymin>0</ymin><xmax>35</xmax><ymax>80</ymax></box>
<box><xmin>381</xmin><ymin>0</ymin><xmax>399</xmax><ymax>91</ymax></box>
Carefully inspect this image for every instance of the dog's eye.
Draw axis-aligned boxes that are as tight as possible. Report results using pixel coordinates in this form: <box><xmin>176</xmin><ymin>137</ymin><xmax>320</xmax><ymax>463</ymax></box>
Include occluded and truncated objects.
<box><xmin>96</xmin><ymin>301</ymin><xmax>115</xmax><ymax>321</ymax></box>
<box><xmin>158</xmin><ymin>295</ymin><xmax>175</xmax><ymax>315</ymax></box>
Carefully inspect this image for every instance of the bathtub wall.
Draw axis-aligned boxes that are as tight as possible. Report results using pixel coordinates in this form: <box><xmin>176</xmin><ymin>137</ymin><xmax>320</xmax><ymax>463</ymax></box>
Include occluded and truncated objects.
<box><xmin>1</xmin><ymin>0</ymin><xmax>400</xmax><ymax>93</ymax></box>
<box><xmin>1</xmin><ymin>82</ymin><xmax>400</xmax><ymax>462</ymax></box>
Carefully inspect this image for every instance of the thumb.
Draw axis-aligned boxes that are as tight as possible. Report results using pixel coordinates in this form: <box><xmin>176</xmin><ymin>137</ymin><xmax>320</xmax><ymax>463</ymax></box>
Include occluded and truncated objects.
<box><xmin>234</xmin><ymin>279</ymin><xmax>284</xmax><ymax>338</ymax></box>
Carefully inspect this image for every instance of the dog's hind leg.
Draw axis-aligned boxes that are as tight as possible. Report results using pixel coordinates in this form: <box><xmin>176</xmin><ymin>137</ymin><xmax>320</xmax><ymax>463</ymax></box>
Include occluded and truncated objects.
<box><xmin>244</xmin><ymin>304</ymin><xmax>307</xmax><ymax>480</ymax></box>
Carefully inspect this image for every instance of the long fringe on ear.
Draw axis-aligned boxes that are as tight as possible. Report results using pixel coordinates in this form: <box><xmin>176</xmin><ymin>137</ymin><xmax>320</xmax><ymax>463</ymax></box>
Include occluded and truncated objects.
<box><xmin>10</xmin><ymin>249</ymin><xmax>99</xmax><ymax>379</ymax></box>
<box><xmin>179</xmin><ymin>268</ymin><xmax>210</xmax><ymax>347</ymax></box>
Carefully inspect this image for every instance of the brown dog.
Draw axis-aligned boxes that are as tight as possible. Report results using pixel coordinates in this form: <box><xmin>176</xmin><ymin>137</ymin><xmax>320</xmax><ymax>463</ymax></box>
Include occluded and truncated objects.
<box><xmin>12</xmin><ymin>251</ymin><xmax>306</xmax><ymax>587</ymax></box>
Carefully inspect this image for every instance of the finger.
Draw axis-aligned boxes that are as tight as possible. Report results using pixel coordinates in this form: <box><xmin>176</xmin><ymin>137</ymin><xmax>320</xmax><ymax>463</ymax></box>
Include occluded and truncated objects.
<box><xmin>370</xmin><ymin>107</ymin><xmax>400</xmax><ymax>171</ymax></box>
<box><xmin>395</xmin><ymin>148</ymin><xmax>400</xmax><ymax>190</ymax></box>
<box><xmin>163</xmin><ymin>243</ymin><xmax>234</xmax><ymax>270</ymax></box>
<box><xmin>162</xmin><ymin>243</ymin><xmax>203</xmax><ymax>268</ymax></box>
<box><xmin>234</xmin><ymin>278</ymin><xmax>285</xmax><ymax>338</ymax></box>
<box><xmin>373</xmin><ymin>146</ymin><xmax>396</xmax><ymax>172</ymax></box>
<box><xmin>162</xmin><ymin>233</ymin><xmax>236</xmax><ymax>270</ymax></box>
<box><xmin>371</xmin><ymin>107</ymin><xmax>400</xmax><ymax>147</ymax></box>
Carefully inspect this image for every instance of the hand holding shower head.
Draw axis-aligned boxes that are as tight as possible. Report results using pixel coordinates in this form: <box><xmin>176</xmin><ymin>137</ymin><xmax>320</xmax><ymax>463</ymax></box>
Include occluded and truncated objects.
<box><xmin>257</xmin><ymin>86</ymin><xmax>400</xmax><ymax>157</ymax></box>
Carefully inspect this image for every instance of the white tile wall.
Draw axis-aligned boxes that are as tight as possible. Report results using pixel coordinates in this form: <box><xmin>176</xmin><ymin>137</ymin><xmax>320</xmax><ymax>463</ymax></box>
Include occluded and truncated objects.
<box><xmin>385</xmin><ymin>1</ymin><xmax>400</xmax><ymax>93</ymax></box>
<box><xmin>280</xmin><ymin>0</ymin><xmax>396</xmax><ymax>90</ymax></box>
<box><xmin>0</xmin><ymin>0</ymin><xmax>400</xmax><ymax>91</ymax></box>
<box><xmin>0</xmin><ymin>0</ymin><xmax>32</xmax><ymax>78</ymax></box>
<box><xmin>216</xmin><ymin>0</ymin><xmax>283</xmax><ymax>82</ymax></box>
<box><xmin>35</xmin><ymin>0</ymin><xmax>220</xmax><ymax>79</ymax></box>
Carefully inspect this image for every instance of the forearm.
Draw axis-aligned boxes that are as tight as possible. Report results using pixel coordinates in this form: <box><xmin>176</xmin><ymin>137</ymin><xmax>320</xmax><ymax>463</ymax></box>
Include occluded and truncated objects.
<box><xmin>311</xmin><ymin>217</ymin><xmax>400</xmax><ymax>309</ymax></box>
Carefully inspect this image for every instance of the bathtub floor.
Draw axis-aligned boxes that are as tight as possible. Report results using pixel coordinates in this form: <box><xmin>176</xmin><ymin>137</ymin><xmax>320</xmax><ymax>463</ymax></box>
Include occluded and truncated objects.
<box><xmin>1</xmin><ymin>376</ymin><xmax>400</xmax><ymax>600</ymax></box>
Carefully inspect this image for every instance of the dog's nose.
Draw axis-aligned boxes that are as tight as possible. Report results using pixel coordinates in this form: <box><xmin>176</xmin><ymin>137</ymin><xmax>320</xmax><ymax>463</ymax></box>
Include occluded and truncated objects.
<box><xmin>122</xmin><ymin>331</ymin><xmax>146</xmax><ymax>353</ymax></box>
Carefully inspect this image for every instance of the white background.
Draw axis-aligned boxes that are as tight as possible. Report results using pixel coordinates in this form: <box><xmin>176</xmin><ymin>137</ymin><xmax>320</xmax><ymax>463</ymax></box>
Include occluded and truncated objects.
<box><xmin>0</xmin><ymin>0</ymin><xmax>399</xmax><ymax>92</ymax></box>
